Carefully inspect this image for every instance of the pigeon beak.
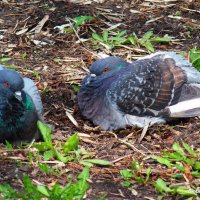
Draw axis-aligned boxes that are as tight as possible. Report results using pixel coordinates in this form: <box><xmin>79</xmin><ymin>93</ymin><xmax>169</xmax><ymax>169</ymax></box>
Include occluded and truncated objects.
<box><xmin>14</xmin><ymin>91</ymin><xmax>22</xmax><ymax>101</ymax></box>
<box><xmin>91</xmin><ymin>74</ymin><xmax>96</xmax><ymax>78</ymax></box>
<box><xmin>86</xmin><ymin>74</ymin><xmax>96</xmax><ymax>85</ymax></box>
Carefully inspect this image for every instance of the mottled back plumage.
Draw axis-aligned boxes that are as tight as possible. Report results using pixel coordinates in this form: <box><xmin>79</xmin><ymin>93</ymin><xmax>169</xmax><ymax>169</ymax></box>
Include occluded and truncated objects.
<box><xmin>108</xmin><ymin>55</ymin><xmax>187</xmax><ymax>116</ymax></box>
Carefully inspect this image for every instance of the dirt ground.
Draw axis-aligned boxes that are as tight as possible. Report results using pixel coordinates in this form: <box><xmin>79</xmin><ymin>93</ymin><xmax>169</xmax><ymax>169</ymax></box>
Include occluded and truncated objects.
<box><xmin>0</xmin><ymin>0</ymin><xmax>200</xmax><ymax>199</ymax></box>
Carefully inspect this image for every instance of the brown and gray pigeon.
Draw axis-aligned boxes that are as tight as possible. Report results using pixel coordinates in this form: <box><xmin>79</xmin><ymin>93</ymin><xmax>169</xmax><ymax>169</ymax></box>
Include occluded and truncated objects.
<box><xmin>78</xmin><ymin>52</ymin><xmax>200</xmax><ymax>130</ymax></box>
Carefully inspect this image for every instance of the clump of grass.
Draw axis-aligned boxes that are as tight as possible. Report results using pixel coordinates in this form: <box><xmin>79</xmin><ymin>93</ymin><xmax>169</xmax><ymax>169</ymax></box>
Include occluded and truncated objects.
<box><xmin>0</xmin><ymin>54</ymin><xmax>17</xmax><ymax>69</ymax></box>
<box><xmin>120</xmin><ymin>142</ymin><xmax>200</xmax><ymax>198</ymax></box>
<box><xmin>35</xmin><ymin>121</ymin><xmax>112</xmax><ymax>167</ymax></box>
<box><xmin>92</xmin><ymin>30</ymin><xmax>173</xmax><ymax>52</ymax></box>
<box><xmin>0</xmin><ymin>167</ymin><xmax>90</xmax><ymax>200</ymax></box>
<box><xmin>189</xmin><ymin>48</ymin><xmax>200</xmax><ymax>71</ymax></box>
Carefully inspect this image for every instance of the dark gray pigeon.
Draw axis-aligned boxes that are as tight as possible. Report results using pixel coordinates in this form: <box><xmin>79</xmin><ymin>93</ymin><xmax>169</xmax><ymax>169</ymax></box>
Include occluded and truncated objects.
<box><xmin>0</xmin><ymin>65</ymin><xmax>43</xmax><ymax>143</ymax></box>
<box><xmin>78</xmin><ymin>52</ymin><xmax>200</xmax><ymax>130</ymax></box>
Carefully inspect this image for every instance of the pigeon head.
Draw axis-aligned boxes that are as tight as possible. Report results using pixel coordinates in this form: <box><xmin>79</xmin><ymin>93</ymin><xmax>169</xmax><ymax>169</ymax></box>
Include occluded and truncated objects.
<box><xmin>89</xmin><ymin>56</ymin><xmax>129</xmax><ymax>76</ymax></box>
<box><xmin>0</xmin><ymin>69</ymin><xmax>24</xmax><ymax>93</ymax></box>
<box><xmin>0</xmin><ymin>69</ymin><xmax>24</xmax><ymax>111</ymax></box>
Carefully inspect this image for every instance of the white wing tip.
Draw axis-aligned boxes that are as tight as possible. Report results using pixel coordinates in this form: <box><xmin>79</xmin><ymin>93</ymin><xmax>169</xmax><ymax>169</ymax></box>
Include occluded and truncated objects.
<box><xmin>167</xmin><ymin>98</ymin><xmax>200</xmax><ymax>118</ymax></box>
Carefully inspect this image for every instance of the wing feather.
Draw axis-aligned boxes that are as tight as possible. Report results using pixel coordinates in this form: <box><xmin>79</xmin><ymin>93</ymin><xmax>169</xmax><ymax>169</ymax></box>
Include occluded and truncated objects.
<box><xmin>108</xmin><ymin>54</ymin><xmax>187</xmax><ymax>116</ymax></box>
<box><xmin>23</xmin><ymin>78</ymin><xmax>43</xmax><ymax>118</ymax></box>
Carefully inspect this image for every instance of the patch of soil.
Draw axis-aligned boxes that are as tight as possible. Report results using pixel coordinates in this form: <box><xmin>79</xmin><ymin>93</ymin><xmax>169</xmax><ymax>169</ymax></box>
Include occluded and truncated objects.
<box><xmin>0</xmin><ymin>0</ymin><xmax>200</xmax><ymax>199</ymax></box>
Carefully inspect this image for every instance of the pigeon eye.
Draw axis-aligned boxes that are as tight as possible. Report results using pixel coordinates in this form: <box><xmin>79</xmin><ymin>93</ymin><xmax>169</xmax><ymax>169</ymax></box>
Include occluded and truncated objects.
<box><xmin>4</xmin><ymin>82</ymin><xmax>10</xmax><ymax>87</ymax></box>
<box><xmin>103</xmin><ymin>67</ymin><xmax>109</xmax><ymax>72</ymax></box>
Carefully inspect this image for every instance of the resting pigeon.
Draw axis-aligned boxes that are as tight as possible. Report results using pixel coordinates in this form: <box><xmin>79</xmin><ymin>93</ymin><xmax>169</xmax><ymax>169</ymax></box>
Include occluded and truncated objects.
<box><xmin>0</xmin><ymin>65</ymin><xmax>43</xmax><ymax>143</ymax></box>
<box><xmin>78</xmin><ymin>52</ymin><xmax>200</xmax><ymax>130</ymax></box>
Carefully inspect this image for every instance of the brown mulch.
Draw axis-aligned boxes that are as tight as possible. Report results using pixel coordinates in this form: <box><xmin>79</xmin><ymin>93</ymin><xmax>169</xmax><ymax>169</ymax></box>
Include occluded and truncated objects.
<box><xmin>0</xmin><ymin>0</ymin><xmax>200</xmax><ymax>199</ymax></box>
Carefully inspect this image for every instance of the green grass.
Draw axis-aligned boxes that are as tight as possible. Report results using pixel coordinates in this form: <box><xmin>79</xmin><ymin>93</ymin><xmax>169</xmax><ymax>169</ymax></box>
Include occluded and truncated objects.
<box><xmin>189</xmin><ymin>48</ymin><xmax>200</xmax><ymax>71</ymax></box>
<box><xmin>55</xmin><ymin>15</ymin><xmax>94</xmax><ymax>33</ymax></box>
<box><xmin>34</xmin><ymin>121</ymin><xmax>112</xmax><ymax>167</ymax></box>
<box><xmin>92</xmin><ymin>30</ymin><xmax>172</xmax><ymax>52</ymax></box>
<box><xmin>0</xmin><ymin>121</ymin><xmax>113</xmax><ymax>199</ymax></box>
<box><xmin>0</xmin><ymin>54</ymin><xmax>17</xmax><ymax>69</ymax></box>
<box><xmin>120</xmin><ymin>142</ymin><xmax>200</xmax><ymax>198</ymax></box>
<box><xmin>55</xmin><ymin>15</ymin><xmax>173</xmax><ymax>52</ymax></box>
<box><xmin>0</xmin><ymin>167</ymin><xmax>90</xmax><ymax>200</ymax></box>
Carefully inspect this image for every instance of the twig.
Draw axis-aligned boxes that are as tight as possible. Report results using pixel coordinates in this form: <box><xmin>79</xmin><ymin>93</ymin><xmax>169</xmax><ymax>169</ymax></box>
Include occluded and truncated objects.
<box><xmin>111</xmin><ymin>154</ymin><xmax>132</xmax><ymax>163</ymax></box>
<box><xmin>144</xmin><ymin>197</ymin><xmax>156</xmax><ymax>200</ymax></box>
<box><xmin>118</xmin><ymin>138</ymin><xmax>146</xmax><ymax>156</ymax></box>
<box><xmin>181</xmin><ymin>7</ymin><xmax>200</xmax><ymax>14</ymax></box>
<box><xmin>80</xmin><ymin>138</ymin><xmax>97</xmax><ymax>144</ymax></box>
<box><xmin>65</xmin><ymin>18</ymin><xmax>101</xmax><ymax>58</ymax></box>
<box><xmin>32</xmin><ymin>179</ymin><xmax>46</xmax><ymax>186</ymax></box>
<box><xmin>65</xmin><ymin>109</ymin><xmax>79</xmax><ymax>127</ymax></box>
<box><xmin>40</xmin><ymin>160</ymin><xmax>64</xmax><ymax>164</ymax></box>
<box><xmin>12</xmin><ymin>19</ymin><xmax>19</xmax><ymax>33</ymax></box>
<box><xmin>30</xmin><ymin>15</ymin><xmax>49</xmax><ymax>33</ymax></box>
<box><xmin>138</xmin><ymin>123</ymin><xmax>149</xmax><ymax>143</ymax></box>
<box><xmin>66</xmin><ymin>17</ymin><xmax>83</xmax><ymax>44</ymax></box>
<box><xmin>169</xmin><ymin>182</ymin><xmax>190</xmax><ymax>187</ymax></box>
<box><xmin>118</xmin><ymin>45</ymin><xmax>147</xmax><ymax>53</ymax></box>
<box><xmin>80</xmin><ymin>46</ymin><xmax>100</xmax><ymax>58</ymax></box>
<box><xmin>27</xmin><ymin>139</ymin><xmax>36</xmax><ymax>149</ymax></box>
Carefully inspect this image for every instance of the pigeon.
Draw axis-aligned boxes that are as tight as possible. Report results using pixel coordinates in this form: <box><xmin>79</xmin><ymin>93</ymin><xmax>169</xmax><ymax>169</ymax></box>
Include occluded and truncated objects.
<box><xmin>0</xmin><ymin>65</ymin><xmax>43</xmax><ymax>143</ymax></box>
<box><xmin>78</xmin><ymin>52</ymin><xmax>200</xmax><ymax>131</ymax></box>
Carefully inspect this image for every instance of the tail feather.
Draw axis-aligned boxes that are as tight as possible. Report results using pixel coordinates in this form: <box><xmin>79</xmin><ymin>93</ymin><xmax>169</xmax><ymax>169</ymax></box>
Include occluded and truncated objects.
<box><xmin>179</xmin><ymin>84</ymin><xmax>200</xmax><ymax>101</ymax></box>
<box><xmin>166</xmin><ymin>98</ymin><xmax>200</xmax><ymax>118</ymax></box>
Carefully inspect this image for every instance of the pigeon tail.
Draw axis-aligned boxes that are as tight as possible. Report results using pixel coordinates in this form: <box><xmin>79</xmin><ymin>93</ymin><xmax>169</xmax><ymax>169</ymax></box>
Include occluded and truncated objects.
<box><xmin>179</xmin><ymin>84</ymin><xmax>200</xmax><ymax>101</ymax></box>
<box><xmin>161</xmin><ymin>83</ymin><xmax>200</xmax><ymax>118</ymax></box>
<box><xmin>164</xmin><ymin>97</ymin><xmax>200</xmax><ymax>118</ymax></box>
<box><xmin>138</xmin><ymin>51</ymin><xmax>190</xmax><ymax>66</ymax></box>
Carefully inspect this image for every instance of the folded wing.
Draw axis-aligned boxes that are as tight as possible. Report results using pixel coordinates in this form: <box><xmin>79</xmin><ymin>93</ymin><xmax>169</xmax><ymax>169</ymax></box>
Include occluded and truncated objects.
<box><xmin>108</xmin><ymin>54</ymin><xmax>187</xmax><ymax>117</ymax></box>
<box><xmin>23</xmin><ymin>78</ymin><xmax>43</xmax><ymax>118</ymax></box>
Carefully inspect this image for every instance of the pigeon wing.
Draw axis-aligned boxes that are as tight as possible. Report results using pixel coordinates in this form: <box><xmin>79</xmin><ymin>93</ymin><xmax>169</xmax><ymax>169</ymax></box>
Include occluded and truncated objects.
<box><xmin>108</xmin><ymin>54</ymin><xmax>187</xmax><ymax>116</ymax></box>
<box><xmin>138</xmin><ymin>51</ymin><xmax>200</xmax><ymax>83</ymax></box>
<box><xmin>23</xmin><ymin>78</ymin><xmax>43</xmax><ymax>118</ymax></box>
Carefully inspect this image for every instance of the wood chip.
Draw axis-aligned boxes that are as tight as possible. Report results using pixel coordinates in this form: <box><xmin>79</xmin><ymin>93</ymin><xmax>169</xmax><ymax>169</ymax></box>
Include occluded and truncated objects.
<box><xmin>65</xmin><ymin>109</ymin><xmax>79</xmax><ymax>127</ymax></box>
<box><xmin>15</xmin><ymin>28</ymin><xmax>28</xmax><ymax>35</ymax></box>
<box><xmin>35</xmin><ymin>15</ymin><xmax>49</xmax><ymax>33</ymax></box>
<box><xmin>145</xmin><ymin>16</ymin><xmax>164</xmax><ymax>25</ymax></box>
<box><xmin>181</xmin><ymin>7</ymin><xmax>200</xmax><ymax>14</ymax></box>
